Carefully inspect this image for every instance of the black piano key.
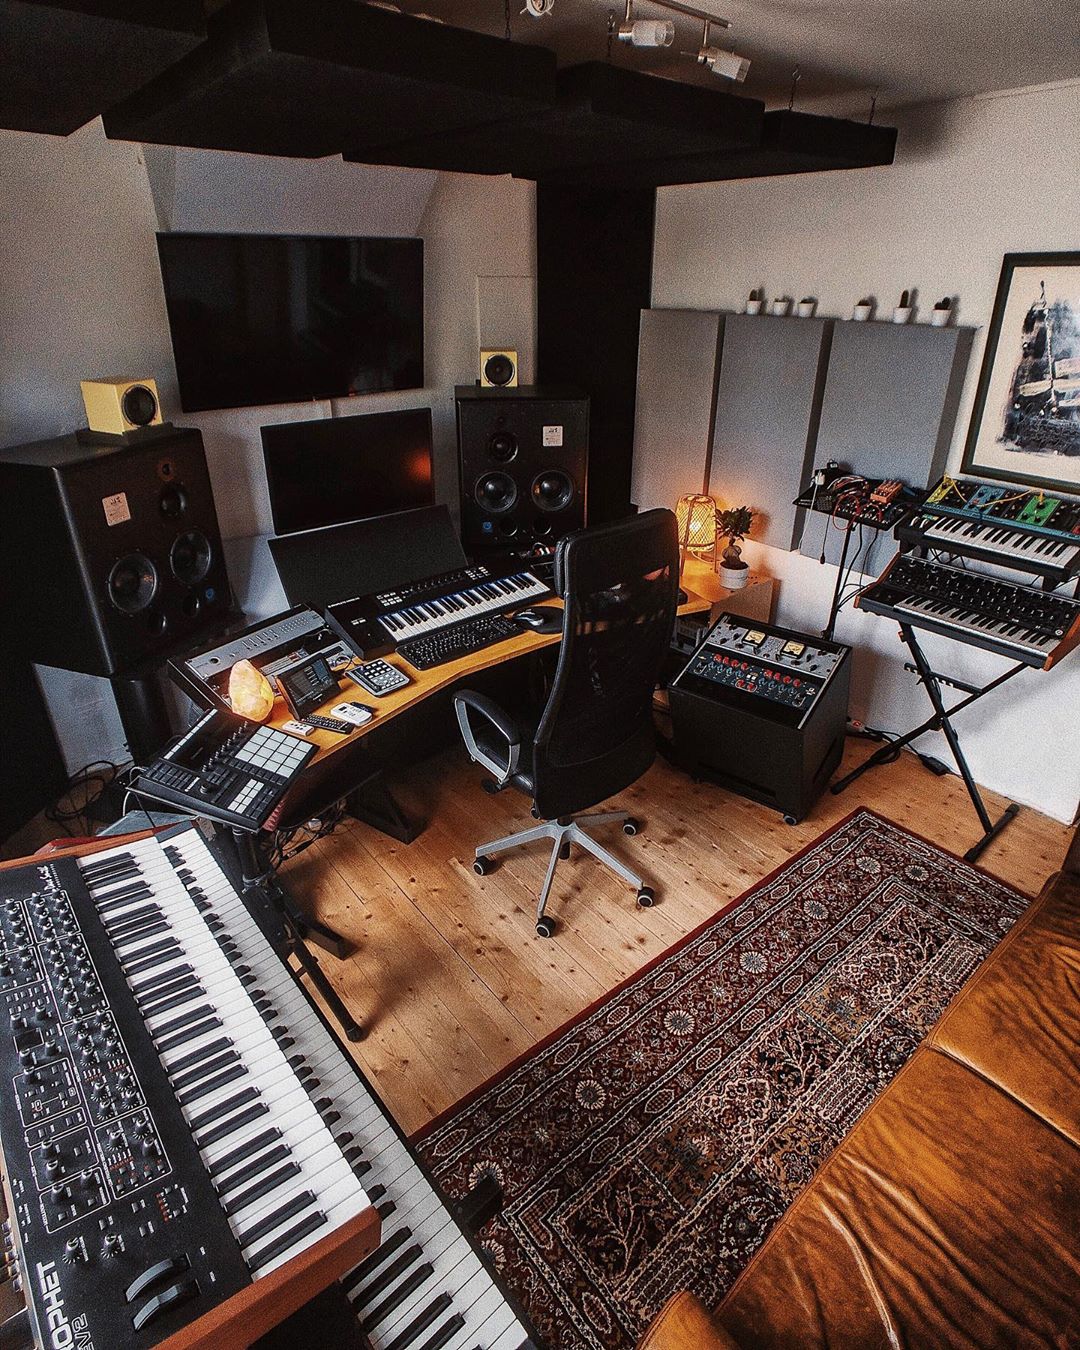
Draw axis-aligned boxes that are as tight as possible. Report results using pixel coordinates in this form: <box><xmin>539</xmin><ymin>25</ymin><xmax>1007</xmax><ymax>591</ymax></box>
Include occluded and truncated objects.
<box><xmin>354</xmin><ymin>1244</ymin><xmax>425</xmax><ymax>1308</ymax></box>
<box><xmin>114</xmin><ymin>919</ymin><xmax>170</xmax><ymax>947</ymax></box>
<box><xmin>139</xmin><ymin>978</ymin><xmax>203</xmax><ymax>1018</ymax></box>
<box><xmin>165</xmin><ymin>1035</ymin><xmax>233</xmax><ymax>1077</ymax></box>
<box><xmin>152</xmin><ymin>1004</ymin><xmax>218</xmax><ymax>1041</ymax></box>
<box><xmin>188</xmin><ymin>1086</ymin><xmax>261</xmax><ymax>1134</ymax></box>
<box><xmin>123</xmin><ymin>939</ymin><xmax>183</xmax><ymax>975</ymax></box>
<box><xmin>246</xmin><ymin>1210</ymin><xmax>328</xmax><ymax>1274</ymax></box>
<box><xmin>96</xmin><ymin>884</ymin><xmax>155</xmax><ymax>911</ymax></box>
<box><xmin>131</xmin><ymin>962</ymin><xmax>194</xmax><ymax>997</ymax></box>
<box><xmin>362</xmin><ymin>1264</ymin><xmax>435</xmax><ymax>1332</ymax></box>
<box><xmin>104</xmin><ymin>902</ymin><xmax>161</xmax><ymax>931</ymax></box>
<box><xmin>222</xmin><ymin>1160</ymin><xmax>302</xmax><ymax>1217</ymax></box>
<box><xmin>410</xmin><ymin>1316</ymin><xmax>467</xmax><ymax>1350</ymax></box>
<box><xmin>195</xmin><ymin>1101</ymin><xmax>269</xmax><ymax>1148</ymax></box>
<box><xmin>383</xmin><ymin>1294</ymin><xmax>455</xmax><ymax>1350</ymax></box>
<box><xmin>236</xmin><ymin>1190</ymin><xmax>316</xmax><ymax>1249</ymax></box>
<box><xmin>156</xmin><ymin>1016</ymin><xmax>223</xmax><ymax>1054</ymax></box>
<box><xmin>208</xmin><ymin>1126</ymin><xmax>282</xmax><ymax>1179</ymax></box>
<box><xmin>177</xmin><ymin>1060</ymin><xmax>248</xmax><ymax>1108</ymax></box>
<box><xmin>171</xmin><ymin>1048</ymin><xmax>240</xmax><ymax>1092</ymax></box>
<box><xmin>215</xmin><ymin>1142</ymin><xmax>291</xmax><ymax>1197</ymax></box>
<box><xmin>377</xmin><ymin>1199</ymin><xmax>397</xmax><ymax>1220</ymax></box>
<box><xmin>344</xmin><ymin>1226</ymin><xmax>414</xmax><ymax>1294</ymax></box>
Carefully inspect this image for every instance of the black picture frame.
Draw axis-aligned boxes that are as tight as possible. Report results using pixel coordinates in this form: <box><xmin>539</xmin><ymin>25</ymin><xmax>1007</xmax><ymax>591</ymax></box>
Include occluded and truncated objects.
<box><xmin>961</xmin><ymin>250</ymin><xmax>1080</xmax><ymax>496</ymax></box>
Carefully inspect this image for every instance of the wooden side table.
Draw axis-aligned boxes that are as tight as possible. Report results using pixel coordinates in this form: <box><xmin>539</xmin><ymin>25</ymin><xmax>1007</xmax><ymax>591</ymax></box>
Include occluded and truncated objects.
<box><xmin>680</xmin><ymin>559</ymin><xmax>777</xmax><ymax>624</ymax></box>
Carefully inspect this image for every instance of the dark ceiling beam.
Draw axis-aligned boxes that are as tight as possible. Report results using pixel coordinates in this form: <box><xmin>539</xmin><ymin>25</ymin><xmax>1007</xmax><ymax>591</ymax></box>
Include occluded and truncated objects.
<box><xmin>103</xmin><ymin>0</ymin><xmax>556</xmax><ymax>158</ymax></box>
<box><xmin>0</xmin><ymin>0</ymin><xmax>206</xmax><ymax>137</ymax></box>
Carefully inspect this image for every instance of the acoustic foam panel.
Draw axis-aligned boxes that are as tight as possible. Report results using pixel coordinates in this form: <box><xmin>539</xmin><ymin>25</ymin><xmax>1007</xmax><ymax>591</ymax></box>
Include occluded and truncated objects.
<box><xmin>709</xmin><ymin>314</ymin><xmax>833</xmax><ymax>551</ymax></box>
<box><xmin>547</xmin><ymin>110</ymin><xmax>897</xmax><ymax>189</ymax></box>
<box><xmin>346</xmin><ymin>62</ymin><xmax>763</xmax><ymax>179</ymax></box>
<box><xmin>103</xmin><ymin>0</ymin><xmax>556</xmax><ymax>159</ymax></box>
<box><xmin>632</xmin><ymin>309</ymin><xmax>725</xmax><ymax>511</ymax></box>
<box><xmin>800</xmin><ymin>319</ymin><xmax>975</xmax><ymax>566</ymax></box>
<box><xmin>0</xmin><ymin>0</ymin><xmax>206</xmax><ymax>136</ymax></box>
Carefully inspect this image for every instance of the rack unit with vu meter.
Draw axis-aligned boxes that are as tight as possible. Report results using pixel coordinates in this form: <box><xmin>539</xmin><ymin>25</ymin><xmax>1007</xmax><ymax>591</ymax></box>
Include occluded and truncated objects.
<box><xmin>669</xmin><ymin>615</ymin><xmax>852</xmax><ymax>823</ymax></box>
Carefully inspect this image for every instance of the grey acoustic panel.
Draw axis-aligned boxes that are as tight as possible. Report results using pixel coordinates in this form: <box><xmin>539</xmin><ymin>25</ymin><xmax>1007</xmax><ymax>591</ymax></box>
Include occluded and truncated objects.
<box><xmin>800</xmin><ymin>320</ymin><xmax>975</xmax><ymax>563</ymax></box>
<box><xmin>708</xmin><ymin>314</ymin><xmax>832</xmax><ymax>550</ymax></box>
<box><xmin>631</xmin><ymin>309</ymin><xmax>724</xmax><ymax>511</ymax></box>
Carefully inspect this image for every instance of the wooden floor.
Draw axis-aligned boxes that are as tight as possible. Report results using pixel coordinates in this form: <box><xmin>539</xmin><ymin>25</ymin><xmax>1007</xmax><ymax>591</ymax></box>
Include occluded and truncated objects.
<box><xmin>282</xmin><ymin>742</ymin><xmax>1073</xmax><ymax>1137</ymax></box>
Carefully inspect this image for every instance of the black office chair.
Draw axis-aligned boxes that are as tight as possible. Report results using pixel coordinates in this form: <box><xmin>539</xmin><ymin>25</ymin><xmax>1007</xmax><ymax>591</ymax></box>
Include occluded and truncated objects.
<box><xmin>453</xmin><ymin>509</ymin><xmax>680</xmax><ymax>937</ymax></box>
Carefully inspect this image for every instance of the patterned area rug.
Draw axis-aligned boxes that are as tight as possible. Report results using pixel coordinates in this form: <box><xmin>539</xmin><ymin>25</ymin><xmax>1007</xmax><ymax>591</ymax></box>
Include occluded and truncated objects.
<box><xmin>414</xmin><ymin>809</ymin><xmax>1032</xmax><ymax>1350</ymax></box>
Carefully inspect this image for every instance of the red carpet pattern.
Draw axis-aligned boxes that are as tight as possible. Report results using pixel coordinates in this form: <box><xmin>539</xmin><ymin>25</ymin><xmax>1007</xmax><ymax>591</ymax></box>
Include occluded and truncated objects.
<box><xmin>415</xmin><ymin>809</ymin><xmax>1031</xmax><ymax>1350</ymax></box>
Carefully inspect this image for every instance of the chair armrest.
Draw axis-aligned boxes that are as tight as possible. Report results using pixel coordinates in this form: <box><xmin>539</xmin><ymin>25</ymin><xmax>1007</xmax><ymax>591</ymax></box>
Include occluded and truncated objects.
<box><xmin>637</xmin><ymin>1292</ymin><xmax>740</xmax><ymax>1350</ymax></box>
<box><xmin>453</xmin><ymin>690</ymin><xmax>523</xmax><ymax>787</ymax></box>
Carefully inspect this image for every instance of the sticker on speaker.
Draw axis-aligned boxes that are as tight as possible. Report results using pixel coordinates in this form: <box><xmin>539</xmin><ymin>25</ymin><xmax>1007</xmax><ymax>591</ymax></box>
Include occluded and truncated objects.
<box><xmin>101</xmin><ymin>492</ymin><xmax>131</xmax><ymax>527</ymax></box>
<box><xmin>542</xmin><ymin>425</ymin><xmax>564</xmax><ymax>447</ymax></box>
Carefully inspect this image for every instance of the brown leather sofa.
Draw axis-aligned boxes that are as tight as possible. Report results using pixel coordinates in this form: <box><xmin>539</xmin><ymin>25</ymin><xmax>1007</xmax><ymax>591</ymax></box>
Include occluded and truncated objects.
<box><xmin>640</xmin><ymin>830</ymin><xmax>1080</xmax><ymax>1350</ymax></box>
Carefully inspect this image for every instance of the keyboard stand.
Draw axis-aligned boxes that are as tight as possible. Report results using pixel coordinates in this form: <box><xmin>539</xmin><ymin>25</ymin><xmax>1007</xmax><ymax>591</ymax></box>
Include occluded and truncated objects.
<box><xmin>230</xmin><ymin>828</ymin><xmax>364</xmax><ymax>1041</ymax></box>
<box><xmin>830</xmin><ymin>623</ymin><xmax>1025</xmax><ymax>862</ymax></box>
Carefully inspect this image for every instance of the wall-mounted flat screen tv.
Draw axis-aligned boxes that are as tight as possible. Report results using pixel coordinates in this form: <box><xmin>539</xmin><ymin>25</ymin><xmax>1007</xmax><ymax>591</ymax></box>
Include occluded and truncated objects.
<box><xmin>156</xmin><ymin>231</ymin><xmax>424</xmax><ymax>413</ymax></box>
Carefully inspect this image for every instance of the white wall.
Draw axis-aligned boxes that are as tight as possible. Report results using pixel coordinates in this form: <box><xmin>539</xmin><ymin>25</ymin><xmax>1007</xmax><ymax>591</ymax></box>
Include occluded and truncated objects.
<box><xmin>650</xmin><ymin>80</ymin><xmax>1080</xmax><ymax>823</ymax></box>
<box><xmin>0</xmin><ymin>120</ymin><xmax>536</xmax><ymax>772</ymax></box>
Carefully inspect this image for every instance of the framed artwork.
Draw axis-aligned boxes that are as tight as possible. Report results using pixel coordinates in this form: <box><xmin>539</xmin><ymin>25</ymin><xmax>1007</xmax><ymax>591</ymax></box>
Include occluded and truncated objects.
<box><xmin>961</xmin><ymin>250</ymin><xmax>1080</xmax><ymax>496</ymax></box>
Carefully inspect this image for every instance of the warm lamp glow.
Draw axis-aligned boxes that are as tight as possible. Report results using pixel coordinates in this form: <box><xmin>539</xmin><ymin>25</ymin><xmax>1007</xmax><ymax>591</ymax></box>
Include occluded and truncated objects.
<box><xmin>228</xmin><ymin>659</ymin><xmax>275</xmax><ymax>723</ymax></box>
<box><xmin>675</xmin><ymin>493</ymin><xmax>718</xmax><ymax>560</ymax></box>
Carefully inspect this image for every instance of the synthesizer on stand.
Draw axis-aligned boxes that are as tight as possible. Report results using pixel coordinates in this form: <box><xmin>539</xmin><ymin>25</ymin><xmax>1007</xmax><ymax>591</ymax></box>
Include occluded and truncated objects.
<box><xmin>896</xmin><ymin>476</ymin><xmax>1080</xmax><ymax>581</ymax></box>
<box><xmin>0</xmin><ymin>827</ymin><xmax>538</xmax><ymax>1350</ymax></box>
<box><xmin>669</xmin><ymin>615</ymin><xmax>852</xmax><ymax>824</ymax></box>
<box><xmin>856</xmin><ymin>554</ymin><xmax>1080</xmax><ymax>669</ymax></box>
<box><xmin>326</xmin><ymin>560</ymin><xmax>550</xmax><ymax>670</ymax></box>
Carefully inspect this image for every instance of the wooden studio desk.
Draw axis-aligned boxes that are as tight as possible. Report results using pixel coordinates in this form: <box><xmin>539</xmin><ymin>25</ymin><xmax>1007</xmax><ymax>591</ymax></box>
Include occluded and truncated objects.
<box><xmin>262</xmin><ymin>587</ymin><xmax>711</xmax><ymax>838</ymax></box>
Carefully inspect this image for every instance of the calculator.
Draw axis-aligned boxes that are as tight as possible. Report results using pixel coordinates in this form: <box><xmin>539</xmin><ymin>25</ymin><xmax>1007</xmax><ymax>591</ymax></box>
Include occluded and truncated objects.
<box><xmin>347</xmin><ymin>660</ymin><xmax>412</xmax><ymax>697</ymax></box>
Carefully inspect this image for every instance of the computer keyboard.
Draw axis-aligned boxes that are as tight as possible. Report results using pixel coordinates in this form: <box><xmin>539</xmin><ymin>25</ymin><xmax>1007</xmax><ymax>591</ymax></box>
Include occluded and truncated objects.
<box><xmin>396</xmin><ymin>613</ymin><xmax>521</xmax><ymax>670</ymax></box>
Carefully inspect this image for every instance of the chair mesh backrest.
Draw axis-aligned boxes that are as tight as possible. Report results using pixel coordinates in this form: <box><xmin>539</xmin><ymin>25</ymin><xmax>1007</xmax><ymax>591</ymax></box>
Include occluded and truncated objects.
<box><xmin>531</xmin><ymin>508</ymin><xmax>679</xmax><ymax>820</ymax></box>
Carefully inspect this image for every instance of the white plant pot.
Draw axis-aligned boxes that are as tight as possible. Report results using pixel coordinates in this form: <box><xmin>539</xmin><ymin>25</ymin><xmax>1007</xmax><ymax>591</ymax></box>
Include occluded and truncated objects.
<box><xmin>892</xmin><ymin>306</ymin><xmax>912</xmax><ymax>324</ymax></box>
<box><xmin>719</xmin><ymin>563</ymin><xmax>749</xmax><ymax>589</ymax></box>
<box><xmin>745</xmin><ymin>299</ymin><xmax>763</xmax><ymax>315</ymax></box>
<box><xmin>797</xmin><ymin>300</ymin><xmax>816</xmax><ymax>318</ymax></box>
<box><xmin>770</xmin><ymin>298</ymin><xmax>791</xmax><ymax>316</ymax></box>
<box><xmin>852</xmin><ymin>303</ymin><xmax>873</xmax><ymax>322</ymax></box>
<box><xmin>931</xmin><ymin>307</ymin><xmax>951</xmax><ymax>327</ymax></box>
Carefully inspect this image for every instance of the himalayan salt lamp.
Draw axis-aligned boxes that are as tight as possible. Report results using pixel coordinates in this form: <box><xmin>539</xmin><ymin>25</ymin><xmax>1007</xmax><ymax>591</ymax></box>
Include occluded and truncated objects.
<box><xmin>228</xmin><ymin>659</ymin><xmax>275</xmax><ymax>722</ymax></box>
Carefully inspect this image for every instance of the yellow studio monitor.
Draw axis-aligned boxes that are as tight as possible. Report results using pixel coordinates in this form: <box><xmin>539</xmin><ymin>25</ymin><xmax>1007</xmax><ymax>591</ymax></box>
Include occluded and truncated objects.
<box><xmin>80</xmin><ymin>377</ymin><xmax>162</xmax><ymax>435</ymax></box>
<box><xmin>480</xmin><ymin>350</ymin><xmax>518</xmax><ymax>388</ymax></box>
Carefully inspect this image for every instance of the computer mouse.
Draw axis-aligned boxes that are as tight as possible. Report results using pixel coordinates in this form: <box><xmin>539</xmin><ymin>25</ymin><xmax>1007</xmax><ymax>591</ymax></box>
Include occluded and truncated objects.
<box><xmin>513</xmin><ymin>606</ymin><xmax>562</xmax><ymax>633</ymax></box>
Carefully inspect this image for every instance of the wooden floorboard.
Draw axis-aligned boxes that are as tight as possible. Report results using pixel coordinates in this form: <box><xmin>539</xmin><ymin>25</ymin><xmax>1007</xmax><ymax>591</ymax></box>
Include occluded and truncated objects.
<box><xmin>281</xmin><ymin>741</ymin><xmax>1074</xmax><ymax>1137</ymax></box>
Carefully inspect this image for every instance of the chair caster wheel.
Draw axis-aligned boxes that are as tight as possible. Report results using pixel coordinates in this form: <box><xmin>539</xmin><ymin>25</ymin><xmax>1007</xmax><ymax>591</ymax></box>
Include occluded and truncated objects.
<box><xmin>536</xmin><ymin>916</ymin><xmax>557</xmax><ymax>938</ymax></box>
<box><xmin>473</xmin><ymin>855</ymin><xmax>497</xmax><ymax>876</ymax></box>
<box><xmin>623</xmin><ymin>818</ymin><xmax>639</xmax><ymax>836</ymax></box>
<box><xmin>782</xmin><ymin>814</ymin><xmax>799</xmax><ymax>827</ymax></box>
<box><xmin>530</xmin><ymin>805</ymin><xmax>540</xmax><ymax>819</ymax></box>
<box><xmin>637</xmin><ymin>887</ymin><xmax>655</xmax><ymax>908</ymax></box>
<box><xmin>559</xmin><ymin>841</ymin><xmax>571</xmax><ymax>860</ymax></box>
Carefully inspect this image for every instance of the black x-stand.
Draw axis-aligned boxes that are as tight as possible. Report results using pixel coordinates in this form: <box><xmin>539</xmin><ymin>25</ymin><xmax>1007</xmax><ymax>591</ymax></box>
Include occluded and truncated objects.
<box><xmin>230</xmin><ymin>828</ymin><xmax>364</xmax><ymax>1041</ymax></box>
<box><xmin>830</xmin><ymin>623</ymin><xmax>1026</xmax><ymax>863</ymax></box>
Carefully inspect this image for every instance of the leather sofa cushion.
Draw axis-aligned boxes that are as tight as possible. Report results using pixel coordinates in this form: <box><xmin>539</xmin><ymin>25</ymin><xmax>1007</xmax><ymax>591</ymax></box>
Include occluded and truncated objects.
<box><xmin>929</xmin><ymin>871</ymin><xmax>1080</xmax><ymax>1146</ymax></box>
<box><xmin>637</xmin><ymin>1292</ymin><xmax>739</xmax><ymax>1350</ymax></box>
<box><xmin>716</xmin><ymin>1047</ymin><xmax>1080</xmax><ymax>1348</ymax></box>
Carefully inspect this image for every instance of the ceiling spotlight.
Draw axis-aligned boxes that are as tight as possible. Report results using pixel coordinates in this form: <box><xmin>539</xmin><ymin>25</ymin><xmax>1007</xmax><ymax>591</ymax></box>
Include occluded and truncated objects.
<box><xmin>522</xmin><ymin>0</ymin><xmax>554</xmax><ymax>16</ymax></box>
<box><xmin>618</xmin><ymin>2</ymin><xmax>675</xmax><ymax>47</ymax></box>
<box><xmin>694</xmin><ymin>19</ymin><xmax>749</xmax><ymax>79</ymax></box>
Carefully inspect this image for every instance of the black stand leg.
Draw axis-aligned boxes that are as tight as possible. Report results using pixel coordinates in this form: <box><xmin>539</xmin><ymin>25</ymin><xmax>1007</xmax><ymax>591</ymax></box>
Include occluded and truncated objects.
<box><xmin>111</xmin><ymin>669</ymin><xmax>172</xmax><ymax>763</ymax></box>
<box><xmin>822</xmin><ymin>520</ymin><xmax>855</xmax><ymax>641</ymax></box>
<box><xmin>347</xmin><ymin>771</ymin><xmax>420</xmax><ymax>843</ymax></box>
<box><xmin>230</xmin><ymin>829</ymin><xmax>362</xmax><ymax>1041</ymax></box>
<box><xmin>831</xmin><ymin>626</ymin><xmax>1024</xmax><ymax>863</ymax></box>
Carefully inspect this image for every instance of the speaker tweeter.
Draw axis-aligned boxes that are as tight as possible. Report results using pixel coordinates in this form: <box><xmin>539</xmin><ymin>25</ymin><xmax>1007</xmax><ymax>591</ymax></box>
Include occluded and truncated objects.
<box><xmin>480</xmin><ymin>350</ymin><xmax>518</xmax><ymax>388</ymax></box>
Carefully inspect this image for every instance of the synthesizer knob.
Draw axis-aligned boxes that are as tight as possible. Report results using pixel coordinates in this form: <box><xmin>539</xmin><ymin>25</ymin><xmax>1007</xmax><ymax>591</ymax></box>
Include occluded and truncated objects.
<box><xmin>64</xmin><ymin>1238</ymin><xmax>86</xmax><ymax>1264</ymax></box>
<box><xmin>102</xmin><ymin>1234</ymin><xmax>122</xmax><ymax>1257</ymax></box>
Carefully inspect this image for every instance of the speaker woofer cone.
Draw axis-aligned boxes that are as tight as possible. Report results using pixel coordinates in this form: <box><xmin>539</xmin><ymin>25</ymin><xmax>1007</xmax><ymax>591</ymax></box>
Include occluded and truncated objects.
<box><xmin>531</xmin><ymin>469</ymin><xmax>574</xmax><ymax>513</ymax></box>
<box><xmin>170</xmin><ymin>529</ymin><xmax>212</xmax><ymax>585</ymax></box>
<box><xmin>483</xmin><ymin>353</ymin><xmax>515</xmax><ymax>386</ymax></box>
<box><xmin>488</xmin><ymin>431</ymin><xmax>518</xmax><ymax>464</ymax></box>
<box><xmin>121</xmin><ymin>383</ymin><xmax>159</xmax><ymax>427</ymax></box>
<box><xmin>108</xmin><ymin>553</ymin><xmax>158</xmax><ymax>613</ymax></box>
<box><xmin>474</xmin><ymin>472</ymin><xmax>518</xmax><ymax>514</ymax></box>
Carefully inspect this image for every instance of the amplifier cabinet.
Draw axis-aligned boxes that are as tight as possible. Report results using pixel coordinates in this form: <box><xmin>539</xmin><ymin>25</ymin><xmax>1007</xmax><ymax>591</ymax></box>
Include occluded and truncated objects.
<box><xmin>669</xmin><ymin>614</ymin><xmax>851</xmax><ymax>823</ymax></box>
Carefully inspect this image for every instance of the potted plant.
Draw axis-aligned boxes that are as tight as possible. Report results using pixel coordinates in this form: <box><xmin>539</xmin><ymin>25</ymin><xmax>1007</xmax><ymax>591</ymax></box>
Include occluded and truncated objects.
<box><xmin>717</xmin><ymin>505</ymin><xmax>754</xmax><ymax>588</ymax></box>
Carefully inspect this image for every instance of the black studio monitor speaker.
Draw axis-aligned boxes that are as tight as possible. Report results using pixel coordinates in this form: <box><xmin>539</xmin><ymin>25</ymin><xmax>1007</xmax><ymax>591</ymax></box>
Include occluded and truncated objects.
<box><xmin>0</xmin><ymin>427</ymin><xmax>233</xmax><ymax>678</ymax></box>
<box><xmin>456</xmin><ymin>385</ymin><xmax>588</xmax><ymax>554</ymax></box>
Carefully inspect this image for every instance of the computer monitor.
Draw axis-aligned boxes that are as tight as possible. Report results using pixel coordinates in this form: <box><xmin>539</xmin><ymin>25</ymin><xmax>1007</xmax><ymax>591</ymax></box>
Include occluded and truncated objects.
<box><xmin>268</xmin><ymin>505</ymin><xmax>467</xmax><ymax>611</ymax></box>
<box><xmin>262</xmin><ymin>407</ymin><xmax>434</xmax><ymax>536</ymax></box>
